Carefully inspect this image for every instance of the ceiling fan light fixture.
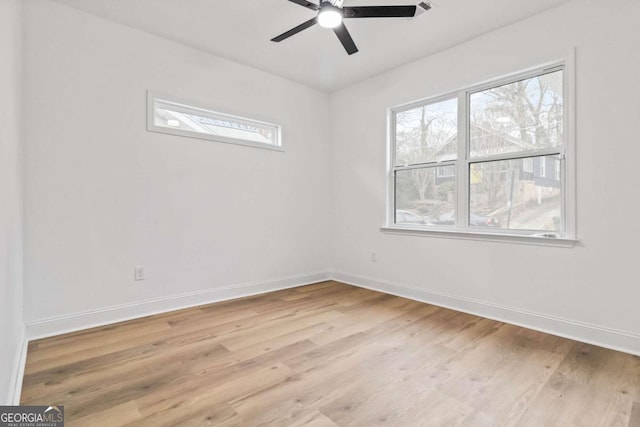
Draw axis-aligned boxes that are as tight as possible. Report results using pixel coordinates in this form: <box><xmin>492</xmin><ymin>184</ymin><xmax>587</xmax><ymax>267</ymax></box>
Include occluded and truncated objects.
<box><xmin>318</xmin><ymin>5</ymin><xmax>343</xmax><ymax>29</ymax></box>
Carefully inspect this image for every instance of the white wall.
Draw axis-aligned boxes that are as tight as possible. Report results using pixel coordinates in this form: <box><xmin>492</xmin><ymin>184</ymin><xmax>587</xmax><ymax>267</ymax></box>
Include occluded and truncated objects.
<box><xmin>330</xmin><ymin>0</ymin><xmax>640</xmax><ymax>353</ymax></box>
<box><xmin>23</xmin><ymin>1</ymin><xmax>331</xmax><ymax>334</ymax></box>
<box><xmin>0</xmin><ymin>0</ymin><xmax>24</xmax><ymax>404</ymax></box>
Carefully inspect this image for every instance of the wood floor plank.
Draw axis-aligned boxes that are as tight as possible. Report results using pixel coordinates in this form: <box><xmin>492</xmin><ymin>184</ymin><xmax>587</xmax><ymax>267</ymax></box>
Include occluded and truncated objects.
<box><xmin>510</xmin><ymin>343</ymin><xmax>636</xmax><ymax>426</ymax></box>
<box><xmin>230</xmin><ymin>343</ymin><xmax>390</xmax><ymax>426</ymax></box>
<box><xmin>630</xmin><ymin>401</ymin><xmax>640</xmax><ymax>426</ymax></box>
<box><xmin>21</xmin><ymin>281</ymin><xmax>640</xmax><ymax>426</ymax></box>
<box><xmin>22</xmin><ymin>340</ymin><xmax>229</xmax><ymax>404</ymax></box>
<box><xmin>67</xmin><ymin>401</ymin><xmax>141</xmax><ymax>427</ymax></box>
<box><xmin>25</xmin><ymin>320</ymin><xmax>174</xmax><ymax>367</ymax></box>
<box><xmin>136</xmin><ymin>341</ymin><xmax>316</xmax><ymax>417</ymax></box>
<box><xmin>289</xmin><ymin>411</ymin><xmax>339</xmax><ymax>427</ymax></box>
<box><xmin>220</xmin><ymin>310</ymin><xmax>345</xmax><ymax>352</ymax></box>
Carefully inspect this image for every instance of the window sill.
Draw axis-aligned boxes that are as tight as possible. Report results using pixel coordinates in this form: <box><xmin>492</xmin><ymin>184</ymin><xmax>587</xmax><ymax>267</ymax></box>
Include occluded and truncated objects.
<box><xmin>380</xmin><ymin>226</ymin><xmax>578</xmax><ymax>247</ymax></box>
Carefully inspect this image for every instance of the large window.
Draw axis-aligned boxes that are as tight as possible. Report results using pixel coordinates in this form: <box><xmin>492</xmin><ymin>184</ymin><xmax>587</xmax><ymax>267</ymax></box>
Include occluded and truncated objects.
<box><xmin>147</xmin><ymin>92</ymin><xmax>282</xmax><ymax>150</ymax></box>
<box><xmin>389</xmin><ymin>64</ymin><xmax>574</xmax><ymax>239</ymax></box>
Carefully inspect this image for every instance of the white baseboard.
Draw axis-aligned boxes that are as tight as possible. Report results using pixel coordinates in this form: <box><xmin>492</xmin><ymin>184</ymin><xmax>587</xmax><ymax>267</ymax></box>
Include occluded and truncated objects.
<box><xmin>331</xmin><ymin>271</ymin><xmax>640</xmax><ymax>357</ymax></box>
<box><xmin>8</xmin><ymin>326</ymin><xmax>27</xmax><ymax>405</ymax></box>
<box><xmin>25</xmin><ymin>271</ymin><xmax>331</xmax><ymax>341</ymax></box>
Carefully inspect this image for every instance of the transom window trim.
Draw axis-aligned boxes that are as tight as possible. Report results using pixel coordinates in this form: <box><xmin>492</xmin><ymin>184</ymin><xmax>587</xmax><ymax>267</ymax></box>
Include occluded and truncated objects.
<box><xmin>147</xmin><ymin>91</ymin><xmax>283</xmax><ymax>151</ymax></box>
<box><xmin>387</xmin><ymin>59</ymin><xmax>576</xmax><ymax>241</ymax></box>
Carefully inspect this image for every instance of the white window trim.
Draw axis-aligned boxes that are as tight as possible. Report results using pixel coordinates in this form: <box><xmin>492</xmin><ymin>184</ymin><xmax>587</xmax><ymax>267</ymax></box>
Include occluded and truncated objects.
<box><xmin>146</xmin><ymin>91</ymin><xmax>283</xmax><ymax>152</ymax></box>
<box><xmin>539</xmin><ymin>157</ymin><xmax>547</xmax><ymax>177</ymax></box>
<box><xmin>385</xmin><ymin>51</ymin><xmax>577</xmax><ymax>244</ymax></box>
<box><xmin>379</xmin><ymin>226</ymin><xmax>578</xmax><ymax>247</ymax></box>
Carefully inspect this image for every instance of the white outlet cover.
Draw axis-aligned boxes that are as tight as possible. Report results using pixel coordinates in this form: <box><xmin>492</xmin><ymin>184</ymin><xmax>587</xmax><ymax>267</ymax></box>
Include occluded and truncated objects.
<box><xmin>134</xmin><ymin>266</ymin><xmax>145</xmax><ymax>281</ymax></box>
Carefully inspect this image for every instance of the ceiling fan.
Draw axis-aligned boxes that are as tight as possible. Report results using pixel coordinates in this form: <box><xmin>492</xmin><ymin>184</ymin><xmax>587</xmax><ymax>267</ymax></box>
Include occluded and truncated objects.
<box><xmin>271</xmin><ymin>0</ymin><xmax>432</xmax><ymax>55</ymax></box>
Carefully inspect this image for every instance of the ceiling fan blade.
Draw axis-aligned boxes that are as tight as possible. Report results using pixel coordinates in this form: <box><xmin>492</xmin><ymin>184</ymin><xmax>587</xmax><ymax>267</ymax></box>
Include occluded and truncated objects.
<box><xmin>343</xmin><ymin>5</ymin><xmax>417</xmax><ymax>18</ymax></box>
<box><xmin>287</xmin><ymin>0</ymin><xmax>319</xmax><ymax>11</ymax></box>
<box><xmin>333</xmin><ymin>23</ymin><xmax>359</xmax><ymax>55</ymax></box>
<box><xmin>271</xmin><ymin>17</ymin><xmax>318</xmax><ymax>42</ymax></box>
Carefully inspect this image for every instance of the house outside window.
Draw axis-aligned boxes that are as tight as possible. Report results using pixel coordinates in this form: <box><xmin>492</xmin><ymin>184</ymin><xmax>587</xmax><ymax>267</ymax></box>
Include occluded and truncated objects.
<box><xmin>147</xmin><ymin>92</ymin><xmax>282</xmax><ymax>151</ymax></box>
<box><xmin>389</xmin><ymin>62</ymin><xmax>574</xmax><ymax>239</ymax></box>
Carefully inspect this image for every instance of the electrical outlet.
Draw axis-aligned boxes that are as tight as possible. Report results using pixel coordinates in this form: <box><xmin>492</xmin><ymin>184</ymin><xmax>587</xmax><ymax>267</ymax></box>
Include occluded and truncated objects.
<box><xmin>134</xmin><ymin>265</ymin><xmax>145</xmax><ymax>281</ymax></box>
<box><xmin>371</xmin><ymin>252</ymin><xmax>377</xmax><ymax>262</ymax></box>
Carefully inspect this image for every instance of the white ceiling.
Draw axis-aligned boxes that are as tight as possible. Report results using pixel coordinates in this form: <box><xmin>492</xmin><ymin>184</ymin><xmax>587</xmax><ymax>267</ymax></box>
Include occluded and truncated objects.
<box><xmin>53</xmin><ymin>0</ymin><xmax>570</xmax><ymax>92</ymax></box>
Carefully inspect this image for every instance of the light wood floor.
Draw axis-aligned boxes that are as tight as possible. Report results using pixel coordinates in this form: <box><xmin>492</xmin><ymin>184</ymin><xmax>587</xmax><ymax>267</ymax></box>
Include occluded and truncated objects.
<box><xmin>21</xmin><ymin>281</ymin><xmax>640</xmax><ymax>426</ymax></box>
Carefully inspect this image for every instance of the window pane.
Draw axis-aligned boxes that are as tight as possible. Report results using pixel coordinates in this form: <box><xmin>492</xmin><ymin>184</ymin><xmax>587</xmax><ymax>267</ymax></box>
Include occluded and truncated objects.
<box><xmin>469</xmin><ymin>70</ymin><xmax>563</xmax><ymax>158</ymax></box>
<box><xmin>395</xmin><ymin>98</ymin><xmax>458</xmax><ymax>166</ymax></box>
<box><xmin>469</xmin><ymin>156</ymin><xmax>562</xmax><ymax>232</ymax></box>
<box><xmin>153</xmin><ymin>98</ymin><xmax>280</xmax><ymax>146</ymax></box>
<box><xmin>395</xmin><ymin>166</ymin><xmax>456</xmax><ymax>226</ymax></box>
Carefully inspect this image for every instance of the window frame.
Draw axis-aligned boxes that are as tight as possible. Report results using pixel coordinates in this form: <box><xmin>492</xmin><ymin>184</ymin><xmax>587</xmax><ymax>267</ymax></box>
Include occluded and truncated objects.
<box><xmin>523</xmin><ymin>157</ymin><xmax>534</xmax><ymax>173</ymax></box>
<box><xmin>539</xmin><ymin>156</ymin><xmax>547</xmax><ymax>178</ymax></box>
<box><xmin>147</xmin><ymin>91</ymin><xmax>283</xmax><ymax>151</ymax></box>
<box><xmin>385</xmin><ymin>57</ymin><xmax>576</xmax><ymax>243</ymax></box>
